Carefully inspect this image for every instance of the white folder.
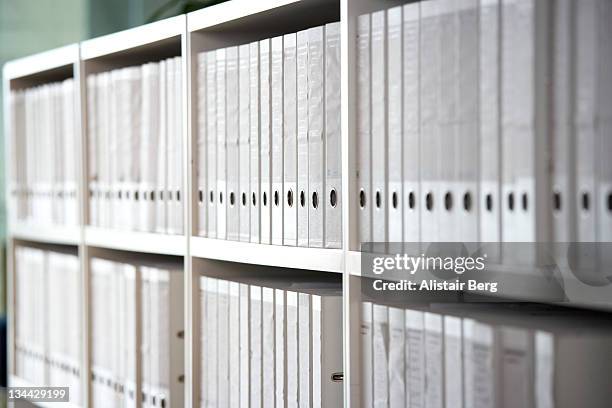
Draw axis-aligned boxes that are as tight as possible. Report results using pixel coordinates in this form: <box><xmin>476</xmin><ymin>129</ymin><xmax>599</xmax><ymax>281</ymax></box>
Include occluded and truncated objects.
<box><xmin>217</xmin><ymin>49</ymin><xmax>228</xmax><ymax>240</ymax></box>
<box><xmin>166</xmin><ymin>59</ymin><xmax>177</xmax><ymax>234</ymax></box>
<box><xmin>403</xmin><ymin>3</ymin><xmax>421</xmax><ymax>248</ymax></box>
<box><xmin>229</xmin><ymin>282</ymin><xmax>241</xmax><ymax>407</ymax></box>
<box><xmin>226</xmin><ymin>46</ymin><xmax>241</xmax><ymax>241</ymax></box>
<box><xmin>205</xmin><ymin>277</ymin><xmax>218</xmax><ymax>406</ymax></box>
<box><xmin>297</xmin><ymin>29</ymin><xmax>309</xmax><ymax>247</ymax></box>
<box><xmin>284</xmin><ymin>33</ymin><xmax>298</xmax><ymax>246</ymax></box>
<box><xmin>324</xmin><ymin>22</ymin><xmax>342</xmax><ymax>249</ymax></box>
<box><xmin>286</xmin><ymin>290</ymin><xmax>299</xmax><ymax>408</ymax></box>
<box><xmin>174</xmin><ymin>56</ymin><xmax>184</xmax><ymax>235</ymax></box>
<box><xmin>260</xmin><ymin>39</ymin><xmax>273</xmax><ymax>244</ymax></box>
<box><xmin>424</xmin><ymin>312</ymin><xmax>443</xmax><ymax>408</ymax></box>
<box><xmin>420</xmin><ymin>0</ymin><xmax>441</xmax><ymax>243</ymax></box>
<box><xmin>534</xmin><ymin>331</ymin><xmax>554</xmax><ymax>408</ymax></box>
<box><xmin>371</xmin><ymin>11</ymin><xmax>388</xmax><ymax>247</ymax></box>
<box><xmin>298</xmin><ymin>292</ymin><xmax>311</xmax><ymax>406</ymax></box>
<box><xmin>239</xmin><ymin>44</ymin><xmax>251</xmax><ymax>242</ymax></box>
<box><xmin>500</xmin><ymin>327</ymin><xmax>534</xmax><ymax>408</ymax></box>
<box><xmin>127</xmin><ymin>67</ymin><xmax>142</xmax><ymax>233</ymax></box>
<box><xmin>250</xmin><ymin>41</ymin><xmax>261</xmax><ymax>243</ymax></box>
<box><xmin>386</xmin><ymin>8</ymin><xmax>403</xmax><ymax>245</ymax></box>
<box><xmin>206</xmin><ymin>50</ymin><xmax>218</xmax><ymax>238</ymax></box>
<box><xmin>199</xmin><ymin>277</ymin><xmax>207</xmax><ymax>407</ymax></box>
<box><xmin>463</xmin><ymin>318</ymin><xmax>496</xmax><ymax>408</ymax></box>
<box><xmin>156</xmin><ymin>60</ymin><xmax>168</xmax><ymax>233</ymax></box>
<box><xmin>361</xmin><ymin>302</ymin><xmax>373</xmax><ymax>406</ymax></box>
<box><xmin>275</xmin><ymin>289</ymin><xmax>287</xmax><ymax>407</ymax></box>
<box><xmin>217</xmin><ymin>280</ymin><xmax>230</xmax><ymax>406</ymax></box>
<box><xmin>239</xmin><ymin>283</ymin><xmax>251</xmax><ymax>408</ymax></box>
<box><xmin>271</xmin><ymin>35</ymin><xmax>284</xmax><ymax>245</ymax></box>
<box><xmin>479</xmin><ymin>0</ymin><xmax>502</xmax><ymax>251</ymax></box>
<box><xmin>312</xmin><ymin>294</ymin><xmax>343</xmax><ymax>407</ymax></box>
<box><xmin>444</xmin><ymin>316</ymin><xmax>463</xmax><ymax>408</ymax></box>
<box><xmin>388</xmin><ymin>307</ymin><xmax>405</xmax><ymax>408</ymax></box>
<box><xmin>357</xmin><ymin>15</ymin><xmax>372</xmax><ymax>249</ymax></box>
<box><xmin>250</xmin><ymin>285</ymin><xmax>263</xmax><ymax>408</ymax></box>
<box><xmin>598</xmin><ymin>0</ymin><xmax>612</xmax><ymax>244</ymax></box>
<box><xmin>372</xmin><ymin>303</ymin><xmax>389</xmax><ymax>407</ymax></box>
<box><xmin>308</xmin><ymin>26</ymin><xmax>325</xmax><ymax>248</ymax></box>
<box><xmin>197</xmin><ymin>54</ymin><xmax>208</xmax><ymax>236</ymax></box>
<box><xmin>262</xmin><ymin>287</ymin><xmax>276</xmax><ymax>408</ymax></box>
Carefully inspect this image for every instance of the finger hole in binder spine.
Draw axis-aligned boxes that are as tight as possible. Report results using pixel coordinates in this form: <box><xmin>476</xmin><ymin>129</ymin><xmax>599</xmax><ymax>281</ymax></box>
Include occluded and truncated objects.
<box><xmin>252</xmin><ymin>192</ymin><xmax>257</xmax><ymax>206</ymax></box>
<box><xmin>553</xmin><ymin>191</ymin><xmax>561</xmax><ymax>211</ymax></box>
<box><xmin>485</xmin><ymin>193</ymin><xmax>493</xmax><ymax>212</ymax></box>
<box><xmin>444</xmin><ymin>192</ymin><xmax>452</xmax><ymax>211</ymax></box>
<box><xmin>230</xmin><ymin>191</ymin><xmax>235</xmax><ymax>206</ymax></box>
<box><xmin>607</xmin><ymin>192</ymin><xmax>612</xmax><ymax>212</ymax></box>
<box><xmin>312</xmin><ymin>191</ymin><xmax>319</xmax><ymax>209</ymax></box>
<box><xmin>425</xmin><ymin>192</ymin><xmax>433</xmax><ymax>211</ymax></box>
<box><xmin>359</xmin><ymin>189</ymin><xmax>366</xmax><ymax>208</ymax></box>
<box><xmin>242</xmin><ymin>192</ymin><xmax>247</xmax><ymax>206</ymax></box>
<box><xmin>330</xmin><ymin>189</ymin><xmax>338</xmax><ymax>208</ymax></box>
<box><xmin>300</xmin><ymin>191</ymin><xmax>306</xmax><ymax>207</ymax></box>
<box><xmin>219</xmin><ymin>191</ymin><xmax>224</xmax><ymax>204</ymax></box>
<box><xmin>581</xmin><ymin>192</ymin><xmax>590</xmax><ymax>211</ymax></box>
<box><xmin>209</xmin><ymin>190</ymin><xmax>214</xmax><ymax>203</ymax></box>
<box><xmin>463</xmin><ymin>192</ymin><xmax>472</xmax><ymax>212</ymax></box>
<box><xmin>391</xmin><ymin>191</ymin><xmax>397</xmax><ymax>209</ymax></box>
<box><xmin>263</xmin><ymin>192</ymin><xmax>268</xmax><ymax>206</ymax></box>
<box><xmin>287</xmin><ymin>189</ymin><xmax>294</xmax><ymax>207</ymax></box>
<box><xmin>199</xmin><ymin>190</ymin><xmax>203</xmax><ymax>203</ymax></box>
<box><xmin>508</xmin><ymin>192</ymin><xmax>515</xmax><ymax>211</ymax></box>
<box><xmin>375</xmin><ymin>190</ymin><xmax>381</xmax><ymax>209</ymax></box>
<box><xmin>408</xmin><ymin>191</ymin><xmax>415</xmax><ymax>210</ymax></box>
<box><xmin>274</xmin><ymin>190</ymin><xmax>279</xmax><ymax>206</ymax></box>
<box><xmin>521</xmin><ymin>193</ymin><xmax>528</xmax><ymax>211</ymax></box>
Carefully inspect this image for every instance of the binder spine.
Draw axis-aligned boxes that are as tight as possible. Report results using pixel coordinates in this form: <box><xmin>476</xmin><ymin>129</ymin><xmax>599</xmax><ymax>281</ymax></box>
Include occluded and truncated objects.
<box><xmin>197</xmin><ymin>55</ymin><xmax>208</xmax><ymax>236</ymax></box>
<box><xmin>324</xmin><ymin>22</ymin><xmax>342</xmax><ymax>249</ymax></box>
<box><xmin>308</xmin><ymin>26</ymin><xmax>325</xmax><ymax>248</ymax></box>
<box><xmin>598</xmin><ymin>0</ymin><xmax>612</xmax><ymax>243</ymax></box>
<box><xmin>206</xmin><ymin>51</ymin><xmax>218</xmax><ymax>238</ymax></box>
<box><xmin>226</xmin><ymin>46</ymin><xmax>240</xmax><ymax>241</ymax></box>
<box><xmin>260</xmin><ymin>39</ymin><xmax>273</xmax><ymax>244</ymax></box>
<box><xmin>238</xmin><ymin>45</ymin><xmax>251</xmax><ymax>243</ymax></box>
<box><xmin>283</xmin><ymin>33</ymin><xmax>298</xmax><ymax>246</ymax></box>
<box><xmin>271</xmin><ymin>36</ymin><xmax>285</xmax><ymax>245</ymax></box>
<box><xmin>297</xmin><ymin>30</ymin><xmax>310</xmax><ymax>247</ymax></box>
<box><xmin>250</xmin><ymin>41</ymin><xmax>261</xmax><ymax>243</ymax></box>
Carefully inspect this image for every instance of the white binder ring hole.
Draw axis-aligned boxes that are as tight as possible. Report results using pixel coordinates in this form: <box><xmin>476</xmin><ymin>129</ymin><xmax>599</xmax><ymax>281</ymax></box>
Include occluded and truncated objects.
<box><xmin>300</xmin><ymin>191</ymin><xmax>306</xmax><ymax>207</ymax></box>
<box><xmin>485</xmin><ymin>194</ymin><xmax>493</xmax><ymax>212</ymax></box>
<box><xmin>274</xmin><ymin>190</ymin><xmax>280</xmax><ymax>207</ymax></box>
<box><xmin>312</xmin><ymin>191</ymin><xmax>319</xmax><ymax>209</ymax></box>
<box><xmin>359</xmin><ymin>189</ymin><xmax>366</xmax><ymax>208</ymax></box>
<box><xmin>198</xmin><ymin>190</ymin><xmax>203</xmax><ymax>203</ymax></box>
<box><xmin>408</xmin><ymin>191</ymin><xmax>415</xmax><ymax>210</ymax></box>
<box><xmin>463</xmin><ymin>192</ymin><xmax>472</xmax><ymax>212</ymax></box>
<box><xmin>241</xmin><ymin>192</ymin><xmax>247</xmax><ymax>206</ymax></box>
<box><xmin>375</xmin><ymin>190</ymin><xmax>382</xmax><ymax>209</ymax></box>
<box><xmin>425</xmin><ymin>192</ymin><xmax>433</xmax><ymax>211</ymax></box>
<box><xmin>252</xmin><ymin>192</ymin><xmax>257</xmax><ymax>206</ymax></box>
<box><xmin>508</xmin><ymin>192</ymin><xmax>515</xmax><ymax>211</ymax></box>
<box><xmin>521</xmin><ymin>193</ymin><xmax>528</xmax><ymax>211</ymax></box>
<box><xmin>391</xmin><ymin>191</ymin><xmax>398</xmax><ymax>209</ymax></box>
<box><xmin>581</xmin><ymin>192</ymin><xmax>590</xmax><ymax>212</ymax></box>
<box><xmin>330</xmin><ymin>189</ymin><xmax>338</xmax><ymax>208</ymax></box>
<box><xmin>444</xmin><ymin>192</ymin><xmax>452</xmax><ymax>211</ymax></box>
<box><xmin>209</xmin><ymin>190</ymin><xmax>214</xmax><ymax>203</ymax></box>
<box><xmin>263</xmin><ymin>192</ymin><xmax>268</xmax><ymax>207</ymax></box>
<box><xmin>287</xmin><ymin>189</ymin><xmax>294</xmax><ymax>207</ymax></box>
<box><xmin>219</xmin><ymin>191</ymin><xmax>224</xmax><ymax>204</ymax></box>
<box><xmin>553</xmin><ymin>191</ymin><xmax>561</xmax><ymax>212</ymax></box>
<box><xmin>608</xmin><ymin>192</ymin><xmax>612</xmax><ymax>212</ymax></box>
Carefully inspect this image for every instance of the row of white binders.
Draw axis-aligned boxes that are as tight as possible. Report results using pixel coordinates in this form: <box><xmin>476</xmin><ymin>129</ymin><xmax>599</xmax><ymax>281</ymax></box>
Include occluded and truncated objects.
<box><xmin>91</xmin><ymin>258</ymin><xmax>184</xmax><ymax>408</ymax></box>
<box><xmin>87</xmin><ymin>57</ymin><xmax>184</xmax><ymax>234</ymax></box>
<box><xmin>357</xmin><ymin>0</ymin><xmax>612</xmax><ymax>248</ymax></box>
<box><xmin>9</xmin><ymin>80</ymin><xmax>79</xmax><ymax>226</ymax></box>
<box><xmin>14</xmin><ymin>246</ymin><xmax>81</xmax><ymax>404</ymax></box>
<box><xmin>199</xmin><ymin>276</ymin><xmax>343</xmax><ymax>407</ymax></box>
<box><xmin>361</xmin><ymin>301</ymin><xmax>612</xmax><ymax>408</ymax></box>
<box><xmin>196</xmin><ymin>22</ymin><xmax>342</xmax><ymax>248</ymax></box>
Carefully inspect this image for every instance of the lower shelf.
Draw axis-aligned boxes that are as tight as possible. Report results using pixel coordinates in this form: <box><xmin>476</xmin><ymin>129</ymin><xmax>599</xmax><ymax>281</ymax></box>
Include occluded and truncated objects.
<box><xmin>85</xmin><ymin>226</ymin><xmax>186</xmax><ymax>256</ymax></box>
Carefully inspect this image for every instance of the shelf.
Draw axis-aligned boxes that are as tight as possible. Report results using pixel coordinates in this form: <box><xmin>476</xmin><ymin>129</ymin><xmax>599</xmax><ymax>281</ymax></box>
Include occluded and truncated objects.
<box><xmin>9</xmin><ymin>375</ymin><xmax>83</xmax><ymax>408</ymax></box>
<box><xmin>3</xmin><ymin>44</ymin><xmax>78</xmax><ymax>83</ymax></box>
<box><xmin>191</xmin><ymin>236</ymin><xmax>344</xmax><ymax>273</ymax></box>
<box><xmin>85</xmin><ymin>226</ymin><xmax>186</xmax><ymax>256</ymax></box>
<box><xmin>9</xmin><ymin>222</ymin><xmax>81</xmax><ymax>246</ymax></box>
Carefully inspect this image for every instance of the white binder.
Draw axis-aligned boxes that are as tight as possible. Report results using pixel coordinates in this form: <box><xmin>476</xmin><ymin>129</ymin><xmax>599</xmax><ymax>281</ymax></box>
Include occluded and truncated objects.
<box><xmin>229</xmin><ymin>282</ymin><xmax>241</xmax><ymax>407</ymax></box>
<box><xmin>312</xmin><ymin>294</ymin><xmax>343</xmax><ymax>407</ymax></box>
<box><xmin>405</xmin><ymin>310</ymin><xmax>425</xmax><ymax>408</ymax></box>
<box><xmin>275</xmin><ymin>289</ymin><xmax>287</xmax><ymax>408</ymax></box>
<box><xmin>534</xmin><ymin>331</ymin><xmax>554</xmax><ymax>408</ymax></box>
<box><xmin>250</xmin><ymin>285</ymin><xmax>262</xmax><ymax>408</ymax></box>
<box><xmin>239</xmin><ymin>283</ymin><xmax>251</xmax><ymax>408</ymax></box>
<box><xmin>599</xmin><ymin>0</ymin><xmax>612</xmax><ymax>244</ymax></box>
<box><xmin>205</xmin><ymin>277</ymin><xmax>218</xmax><ymax>406</ymax></box>
<box><xmin>403</xmin><ymin>3</ymin><xmax>421</xmax><ymax>247</ymax></box>
<box><xmin>271</xmin><ymin>35</ymin><xmax>284</xmax><ymax>245</ymax></box>
<box><xmin>173</xmin><ymin>57</ymin><xmax>184</xmax><ymax>235</ymax></box>
<box><xmin>227</xmin><ymin>46</ymin><xmax>240</xmax><ymax>241</ymax></box>
<box><xmin>297</xmin><ymin>29</ymin><xmax>310</xmax><ymax>247</ymax></box>
<box><xmin>217</xmin><ymin>280</ymin><xmax>230</xmax><ymax>406</ymax></box>
<box><xmin>388</xmin><ymin>307</ymin><xmax>405</xmax><ymax>408</ymax></box>
<box><xmin>386</xmin><ymin>8</ymin><xmax>403</xmax><ymax>245</ymax></box>
<box><xmin>457</xmin><ymin>0</ymin><xmax>479</xmax><ymax>242</ymax></box>
<box><xmin>420</xmin><ymin>0</ymin><xmax>441</xmax><ymax>243</ymax></box>
<box><xmin>463</xmin><ymin>318</ymin><xmax>496</xmax><ymax>408</ymax></box>
<box><xmin>324</xmin><ymin>22</ymin><xmax>342</xmax><ymax>249</ymax></box>
<box><xmin>166</xmin><ymin>59</ymin><xmax>177</xmax><ymax>234</ymax></box>
<box><xmin>250</xmin><ymin>41</ymin><xmax>261</xmax><ymax>243</ymax></box>
<box><xmin>286</xmin><ymin>291</ymin><xmax>299</xmax><ymax>407</ymax></box>
<box><xmin>424</xmin><ymin>312</ymin><xmax>443</xmax><ymax>408</ymax></box>
<box><xmin>197</xmin><ymin>54</ymin><xmax>208</xmax><ymax>236</ymax></box>
<box><xmin>361</xmin><ymin>302</ymin><xmax>373</xmax><ymax>406</ymax></box>
<box><xmin>308</xmin><ymin>26</ymin><xmax>325</xmax><ymax>248</ymax></box>
<box><xmin>357</xmin><ymin>15</ymin><xmax>372</xmax><ymax>248</ymax></box>
<box><xmin>371</xmin><ymin>11</ymin><xmax>388</xmax><ymax>246</ymax></box>
<box><xmin>239</xmin><ymin>44</ymin><xmax>251</xmax><ymax>242</ymax></box>
<box><xmin>298</xmin><ymin>292</ymin><xmax>311</xmax><ymax>406</ymax></box>
<box><xmin>444</xmin><ymin>316</ymin><xmax>463</xmax><ymax>408</ymax></box>
<box><xmin>501</xmin><ymin>0</ymin><xmax>552</xmax><ymax>249</ymax></box>
<box><xmin>206</xmin><ymin>51</ymin><xmax>218</xmax><ymax>238</ymax></box>
<box><xmin>260</xmin><ymin>39</ymin><xmax>273</xmax><ymax>244</ymax></box>
<box><xmin>500</xmin><ymin>327</ymin><xmax>534</xmax><ymax>408</ymax></box>
<box><xmin>156</xmin><ymin>61</ymin><xmax>168</xmax><ymax>233</ymax></box>
<box><xmin>479</xmin><ymin>0</ymin><xmax>502</xmax><ymax>250</ymax></box>
<box><xmin>199</xmin><ymin>277</ymin><xmax>208</xmax><ymax>407</ymax></box>
<box><xmin>262</xmin><ymin>287</ymin><xmax>276</xmax><ymax>408</ymax></box>
<box><xmin>284</xmin><ymin>33</ymin><xmax>298</xmax><ymax>246</ymax></box>
<box><xmin>216</xmin><ymin>49</ymin><xmax>228</xmax><ymax>240</ymax></box>
<box><xmin>372</xmin><ymin>304</ymin><xmax>389</xmax><ymax>407</ymax></box>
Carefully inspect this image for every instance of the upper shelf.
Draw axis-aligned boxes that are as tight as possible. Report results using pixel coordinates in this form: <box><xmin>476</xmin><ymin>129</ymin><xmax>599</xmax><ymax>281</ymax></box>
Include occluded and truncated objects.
<box><xmin>85</xmin><ymin>226</ymin><xmax>186</xmax><ymax>256</ymax></box>
<box><xmin>191</xmin><ymin>236</ymin><xmax>344</xmax><ymax>273</ymax></box>
<box><xmin>3</xmin><ymin>44</ymin><xmax>77</xmax><ymax>89</ymax></box>
<box><xmin>9</xmin><ymin>222</ymin><xmax>81</xmax><ymax>246</ymax></box>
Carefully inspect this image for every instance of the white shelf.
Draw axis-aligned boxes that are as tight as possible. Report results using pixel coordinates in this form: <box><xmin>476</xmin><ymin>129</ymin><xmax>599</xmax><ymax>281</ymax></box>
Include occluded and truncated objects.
<box><xmin>9</xmin><ymin>222</ymin><xmax>81</xmax><ymax>246</ymax></box>
<box><xmin>84</xmin><ymin>226</ymin><xmax>186</xmax><ymax>256</ymax></box>
<box><xmin>191</xmin><ymin>236</ymin><xmax>344</xmax><ymax>273</ymax></box>
<box><xmin>9</xmin><ymin>375</ymin><xmax>83</xmax><ymax>408</ymax></box>
<box><xmin>3</xmin><ymin>44</ymin><xmax>78</xmax><ymax>81</ymax></box>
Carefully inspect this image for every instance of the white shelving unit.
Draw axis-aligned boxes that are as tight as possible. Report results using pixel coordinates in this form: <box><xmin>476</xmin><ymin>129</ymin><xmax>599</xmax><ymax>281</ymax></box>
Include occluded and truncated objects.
<box><xmin>6</xmin><ymin>1</ymin><xmax>611</xmax><ymax>407</ymax></box>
